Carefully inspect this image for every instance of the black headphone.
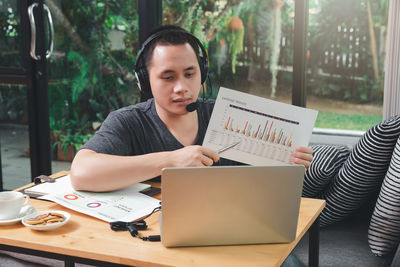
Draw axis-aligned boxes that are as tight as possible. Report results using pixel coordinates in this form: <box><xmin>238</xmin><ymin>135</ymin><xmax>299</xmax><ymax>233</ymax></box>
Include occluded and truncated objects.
<box><xmin>134</xmin><ymin>26</ymin><xmax>209</xmax><ymax>101</ymax></box>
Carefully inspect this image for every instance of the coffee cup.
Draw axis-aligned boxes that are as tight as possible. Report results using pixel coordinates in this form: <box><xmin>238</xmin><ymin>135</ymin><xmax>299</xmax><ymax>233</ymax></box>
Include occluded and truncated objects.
<box><xmin>0</xmin><ymin>191</ymin><xmax>30</xmax><ymax>220</ymax></box>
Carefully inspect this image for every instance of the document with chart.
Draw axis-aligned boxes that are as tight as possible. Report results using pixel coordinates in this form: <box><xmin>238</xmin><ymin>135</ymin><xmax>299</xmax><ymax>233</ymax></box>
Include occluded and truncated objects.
<box><xmin>39</xmin><ymin>175</ymin><xmax>160</xmax><ymax>222</ymax></box>
<box><xmin>203</xmin><ymin>87</ymin><xmax>318</xmax><ymax>165</ymax></box>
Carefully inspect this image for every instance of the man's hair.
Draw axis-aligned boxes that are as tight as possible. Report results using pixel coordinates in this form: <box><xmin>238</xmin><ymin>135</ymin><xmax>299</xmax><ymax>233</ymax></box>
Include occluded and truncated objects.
<box><xmin>141</xmin><ymin>25</ymin><xmax>201</xmax><ymax>69</ymax></box>
<box><xmin>134</xmin><ymin>25</ymin><xmax>208</xmax><ymax>101</ymax></box>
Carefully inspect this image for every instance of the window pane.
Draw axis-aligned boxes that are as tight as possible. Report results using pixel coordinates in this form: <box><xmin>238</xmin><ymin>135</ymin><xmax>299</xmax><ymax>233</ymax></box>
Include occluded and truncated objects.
<box><xmin>162</xmin><ymin>0</ymin><xmax>294</xmax><ymax>102</ymax></box>
<box><xmin>0</xmin><ymin>84</ymin><xmax>31</xmax><ymax>190</ymax></box>
<box><xmin>0</xmin><ymin>2</ymin><xmax>30</xmax><ymax>190</ymax></box>
<box><xmin>0</xmin><ymin>1</ymin><xmax>22</xmax><ymax>68</ymax></box>
<box><xmin>306</xmin><ymin>0</ymin><xmax>386</xmax><ymax>131</ymax></box>
<box><xmin>46</xmin><ymin>1</ymin><xmax>139</xmax><ymax>164</ymax></box>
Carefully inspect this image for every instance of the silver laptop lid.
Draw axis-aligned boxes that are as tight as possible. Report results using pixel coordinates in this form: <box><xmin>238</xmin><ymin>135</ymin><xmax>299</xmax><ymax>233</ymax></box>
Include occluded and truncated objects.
<box><xmin>161</xmin><ymin>165</ymin><xmax>304</xmax><ymax>247</ymax></box>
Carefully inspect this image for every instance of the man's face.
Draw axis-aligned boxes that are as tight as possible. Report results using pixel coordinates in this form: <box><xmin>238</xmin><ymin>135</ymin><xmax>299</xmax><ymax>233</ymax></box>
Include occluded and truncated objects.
<box><xmin>147</xmin><ymin>43</ymin><xmax>202</xmax><ymax>118</ymax></box>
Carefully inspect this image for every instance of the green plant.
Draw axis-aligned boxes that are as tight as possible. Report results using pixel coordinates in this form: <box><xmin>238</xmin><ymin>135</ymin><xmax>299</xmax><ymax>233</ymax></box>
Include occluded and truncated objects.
<box><xmin>45</xmin><ymin>0</ymin><xmax>140</xmax><ymax>154</ymax></box>
<box><xmin>49</xmin><ymin>107</ymin><xmax>92</xmax><ymax>156</ymax></box>
<box><xmin>54</xmin><ymin>129</ymin><xmax>93</xmax><ymax>156</ymax></box>
<box><xmin>215</xmin><ymin>16</ymin><xmax>245</xmax><ymax>74</ymax></box>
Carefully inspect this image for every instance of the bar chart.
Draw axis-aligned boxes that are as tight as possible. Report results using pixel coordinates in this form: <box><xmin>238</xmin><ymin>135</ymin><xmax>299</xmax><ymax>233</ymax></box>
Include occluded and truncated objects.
<box><xmin>203</xmin><ymin>87</ymin><xmax>318</xmax><ymax>165</ymax></box>
<box><xmin>208</xmin><ymin>104</ymin><xmax>299</xmax><ymax>163</ymax></box>
<box><xmin>223</xmin><ymin>104</ymin><xmax>297</xmax><ymax>147</ymax></box>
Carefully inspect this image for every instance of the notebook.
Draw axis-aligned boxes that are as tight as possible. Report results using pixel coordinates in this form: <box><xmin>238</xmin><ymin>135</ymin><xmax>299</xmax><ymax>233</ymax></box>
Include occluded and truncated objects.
<box><xmin>160</xmin><ymin>165</ymin><xmax>305</xmax><ymax>247</ymax></box>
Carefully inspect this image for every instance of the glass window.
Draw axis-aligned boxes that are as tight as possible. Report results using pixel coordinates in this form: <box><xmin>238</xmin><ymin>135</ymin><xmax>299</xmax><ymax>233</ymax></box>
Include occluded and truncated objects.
<box><xmin>1</xmin><ymin>1</ymin><xmax>140</xmax><ymax>189</ymax></box>
<box><xmin>0</xmin><ymin>84</ymin><xmax>31</xmax><ymax>190</ymax></box>
<box><xmin>46</xmin><ymin>0</ymin><xmax>139</xmax><ymax>163</ymax></box>
<box><xmin>306</xmin><ymin>0</ymin><xmax>387</xmax><ymax>131</ymax></box>
<box><xmin>163</xmin><ymin>0</ymin><xmax>295</xmax><ymax>103</ymax></box>
<box><xmin>0</xmin><ymin>1</ymin><xmax>22</xmax><ymax>68</ymax></box>
<box><xmin>0</xmin><ymin>2</ymin><xmax>31</xmax><ymax>190</ymax></box>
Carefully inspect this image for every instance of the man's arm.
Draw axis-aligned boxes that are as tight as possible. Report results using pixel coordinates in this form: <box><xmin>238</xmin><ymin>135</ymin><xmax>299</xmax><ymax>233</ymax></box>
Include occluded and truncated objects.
<box><xmin>70</xmin><ymin>146</ymin><xmax>219</xmax><ymax>192</ymax></box>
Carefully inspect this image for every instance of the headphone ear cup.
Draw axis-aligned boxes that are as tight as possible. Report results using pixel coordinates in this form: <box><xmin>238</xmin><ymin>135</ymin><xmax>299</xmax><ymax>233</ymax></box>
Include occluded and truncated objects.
<box><xmin>137</xmin><ymin>67</ymin><xmax>152</xmax><ymax>100</ymax></box>
<box><xmin>136</xmin><ymin>68</ymin><xmax>144</xmax><ymax>91</ymax></box>
<box><xmin>141</xmin><ymin>68</ymin><xmax>151</xmax><ymax>94</ymax></box>
<box><xmin>143</xmin><ymin>69</ymin><xmax>153</xmax><ymax>99</ymax></box>
<box><xmin>199</xmin><ymin>55</ymin><xmax>208</xmax><ymax>84</ymax></box>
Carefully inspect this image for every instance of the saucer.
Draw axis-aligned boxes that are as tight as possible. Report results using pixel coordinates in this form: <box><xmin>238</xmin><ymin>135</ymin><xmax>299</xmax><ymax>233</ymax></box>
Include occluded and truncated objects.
<box><xmin>0</xmin><ymin>205</ymin><xmax>36</xmax><ymax>226</ymax></box>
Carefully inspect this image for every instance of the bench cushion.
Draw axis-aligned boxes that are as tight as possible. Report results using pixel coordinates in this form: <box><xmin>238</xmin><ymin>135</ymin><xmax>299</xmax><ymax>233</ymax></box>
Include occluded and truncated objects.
<box><xmin>368</xmin><ymin>136</ymin><xmax>400</xmax><ymax>256</ymax></box>
<box><xmin>303</xmin><ymin>145</ymin><xmax>350</xmax><ymax>198</ymax></box>
<box><xmin>319</xmin><ymin>115</ymin><xmax>400</xmax><ymax>227</ymax></box>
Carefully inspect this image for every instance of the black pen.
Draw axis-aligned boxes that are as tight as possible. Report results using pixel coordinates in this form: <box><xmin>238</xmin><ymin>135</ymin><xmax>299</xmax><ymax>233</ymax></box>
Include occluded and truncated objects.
<box><xmin>217</xmin><ymin>140</ymin><xmax>241</xmax><ymax>154</ymax></box>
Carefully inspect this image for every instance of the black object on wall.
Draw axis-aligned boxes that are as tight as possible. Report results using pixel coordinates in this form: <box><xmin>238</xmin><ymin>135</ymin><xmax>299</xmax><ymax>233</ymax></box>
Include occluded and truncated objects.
<box><xmin>292</xmin><ymin>0</ymin><xmax>309</xmax><ymax>107</ymax></box>
<box><xmin>26</xmin><ymin>0</ymin><xmax>52</xmax><ymax>179</ymax></box>
<box><xmin>138</xmin><ymin>0</ymin><xmax>162</xmax><ymax>102</ymax></box>
<box><xmin>138</xmin><ymin>0</ymin><xmax>162</xmax><ymax>46</ymax></box>
<box><xmin>0</xmin><ymin>142</ymin><xmax>2</xmax><ymax>191</ymax></box>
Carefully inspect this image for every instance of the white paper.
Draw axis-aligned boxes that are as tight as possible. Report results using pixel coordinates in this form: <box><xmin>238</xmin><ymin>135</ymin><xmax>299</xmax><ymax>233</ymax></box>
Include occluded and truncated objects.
<box><xmin>40</xmin><ymin>187</ymin><xmax>160</xmax><ymax>223</ymax></box>
<box><xmin>203</xmin><ymin>87</ymin><xmax>318</xmax><ymax>165</ymax></box>
<box><xmin>25</xmin><ymin>175</ymin><xmax>150</xmax><ymax>196</ymax></box>
<box><xmin>34</xmin><ymin>175</ymin><xmax>159</xmax><ymax>222</ymax></box>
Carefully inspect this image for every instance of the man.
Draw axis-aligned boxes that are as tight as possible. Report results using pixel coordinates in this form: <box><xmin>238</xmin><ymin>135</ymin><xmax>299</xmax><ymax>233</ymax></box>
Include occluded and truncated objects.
<box><xmin>70</xmin><ymin>25</ymin><xmax>313</xmax><ymax>192</ymax></box>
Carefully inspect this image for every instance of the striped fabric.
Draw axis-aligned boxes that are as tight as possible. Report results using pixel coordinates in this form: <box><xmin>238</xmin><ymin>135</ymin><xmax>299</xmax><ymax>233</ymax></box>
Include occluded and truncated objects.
<box><xmin>319</xmin><ymin>115</ymin><xmax>400</xmax><ymax>227</ymax></box>
<box><xmin>368</xmin><ymin>136</ymin><xmax>400</xmax><ymax>256</ymax></box>
<box><xmin>302</xmin><ymin>145</ymin><xmax>350</xmax><ymax>198</ymax></box>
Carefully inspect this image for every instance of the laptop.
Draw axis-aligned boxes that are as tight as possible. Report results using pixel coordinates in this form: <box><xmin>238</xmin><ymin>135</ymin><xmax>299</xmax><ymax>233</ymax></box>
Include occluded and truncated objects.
<box><xmin>160</xmin><ymin>164</ymin><xmax>305</xmax><ymax>247</ymax></box>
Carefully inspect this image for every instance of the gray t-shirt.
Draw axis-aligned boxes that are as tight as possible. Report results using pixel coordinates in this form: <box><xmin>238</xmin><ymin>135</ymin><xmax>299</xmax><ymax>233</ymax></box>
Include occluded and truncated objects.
<box><xmin>82</xmin><ymin>98</ymin><xmax>240</xmax><ymax>180</ymax></box>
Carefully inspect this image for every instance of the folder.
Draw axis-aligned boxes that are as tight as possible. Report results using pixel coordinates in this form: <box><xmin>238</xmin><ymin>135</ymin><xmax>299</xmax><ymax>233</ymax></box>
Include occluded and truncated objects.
<box><xmin>21</xmin><ymin>175</ymin><xmax>160</xmax><ymax>198</ymax></box>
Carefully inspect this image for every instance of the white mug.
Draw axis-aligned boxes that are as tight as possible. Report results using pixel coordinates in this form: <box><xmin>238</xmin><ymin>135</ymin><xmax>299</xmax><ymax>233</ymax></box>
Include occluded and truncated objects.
<box><xmin>0</xmin><ymin>191</ymin><xmax>30</xmax><ymax>220</ymax></box>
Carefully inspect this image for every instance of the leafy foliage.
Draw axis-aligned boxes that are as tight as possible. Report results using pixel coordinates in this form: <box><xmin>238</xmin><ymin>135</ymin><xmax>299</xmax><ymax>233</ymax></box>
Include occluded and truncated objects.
<box><xmin>54</xmin><ymin>129</ymin><xmax>93</xmax><ymax>155</ymax></box>
<box><xmin>44</xmin><ymin>0</ymin><xmax>140</xmax><ymax>155</ymax></box>
<box><xmin>0</xmin><ymin>0</ymin><xmax>388</xmax><ymax>137</ymax></box>
<box><xmin>0</xmin><ymin>1</ymin><xmax>21</xmax><ymax>67</ymax></box>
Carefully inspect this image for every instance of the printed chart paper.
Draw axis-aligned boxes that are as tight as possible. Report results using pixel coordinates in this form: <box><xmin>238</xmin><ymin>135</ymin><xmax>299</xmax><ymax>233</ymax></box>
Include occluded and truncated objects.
<box><xmin>203</xmin><ymin>87</ymin><xmax>318</xmax><ymax>165</ymax></box>
<box><xmin>40</xmin><ymin>176</ymin><xmax>160</xmax><ymax>222</ymax></box>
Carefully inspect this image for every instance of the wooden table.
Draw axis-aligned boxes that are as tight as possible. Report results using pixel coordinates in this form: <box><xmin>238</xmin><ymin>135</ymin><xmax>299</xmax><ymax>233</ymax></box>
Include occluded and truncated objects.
<box><xmin>0</xmin><ymin>171</ymin><xmax>325</xmax><ymax>267</ymax></box>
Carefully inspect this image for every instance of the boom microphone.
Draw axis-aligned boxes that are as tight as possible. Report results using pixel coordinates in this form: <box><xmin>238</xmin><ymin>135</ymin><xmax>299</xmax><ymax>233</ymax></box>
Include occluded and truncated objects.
<box><xmin>186</xmin><ymin>101</ymin><xmax>198</xmax><ymax>112</ymax></box>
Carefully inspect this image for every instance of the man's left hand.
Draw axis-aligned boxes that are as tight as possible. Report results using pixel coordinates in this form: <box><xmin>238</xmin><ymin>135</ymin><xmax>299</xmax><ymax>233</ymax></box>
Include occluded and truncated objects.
<box><xmin>290</xmin><ymin>146</ymin><xmax>313</xmax><ymax>170</ymax></box>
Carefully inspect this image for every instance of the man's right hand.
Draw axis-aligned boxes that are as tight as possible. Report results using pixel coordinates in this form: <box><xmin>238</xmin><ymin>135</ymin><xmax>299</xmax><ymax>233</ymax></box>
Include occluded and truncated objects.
<box><xmin>169</xmin><ymin>145</ymin><xmax>219</xmax><ymax>167</ymax></box>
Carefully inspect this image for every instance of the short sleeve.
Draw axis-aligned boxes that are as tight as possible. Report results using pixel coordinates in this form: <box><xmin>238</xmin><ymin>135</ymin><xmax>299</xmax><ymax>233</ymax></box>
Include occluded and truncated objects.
<box><xmin>81</xmin><ymin>110</ymin><xmax>134</xmax><ymax>156</ymax></box>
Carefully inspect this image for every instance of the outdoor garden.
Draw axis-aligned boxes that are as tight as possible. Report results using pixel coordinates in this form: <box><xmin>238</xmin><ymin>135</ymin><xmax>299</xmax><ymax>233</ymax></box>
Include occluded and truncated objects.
<box><xmin>0</xmin><ymin>0</ymin><xmax>388</xmax><ymax>160</ymax></box>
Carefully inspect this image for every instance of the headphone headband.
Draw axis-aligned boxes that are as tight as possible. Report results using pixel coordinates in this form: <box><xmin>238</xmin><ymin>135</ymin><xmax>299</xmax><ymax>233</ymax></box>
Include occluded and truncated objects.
<box><xmin>134</xmin><ymin>26</ymin><xmax>209</xmax><ymax>102</ymax></box>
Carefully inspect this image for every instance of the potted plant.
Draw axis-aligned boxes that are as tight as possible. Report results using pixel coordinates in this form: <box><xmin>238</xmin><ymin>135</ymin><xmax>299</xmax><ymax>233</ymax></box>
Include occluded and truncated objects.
<box><xmin>54</xmin><ymin>129</ymin><xmax>93</xmax><ymax>161</ymax></box>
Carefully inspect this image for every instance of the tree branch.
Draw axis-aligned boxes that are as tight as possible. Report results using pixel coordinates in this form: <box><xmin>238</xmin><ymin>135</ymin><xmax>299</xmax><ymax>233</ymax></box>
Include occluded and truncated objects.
<box><xmin>45</xmin><ymin>0</ymin><xmax>89</xmax><ymax>53</ymax></box>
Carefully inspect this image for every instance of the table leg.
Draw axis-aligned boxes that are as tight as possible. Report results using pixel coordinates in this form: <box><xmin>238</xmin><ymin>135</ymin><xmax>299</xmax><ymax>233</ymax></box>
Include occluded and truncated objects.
<box><xmin>0</xmin><ymin>140</ymin><xmax>3</xmax><ymax>191</ymax></box>
<box><xmin>64</xmin><ymin>259</ymin><xmax>75</xmax><ymax>267</ymax></box>
<box><xmin>0</xmin><ymin>244</ymin><xmax>129</xmax><ymax>267</ymax></box>
<box><xmin>309</xmin><ymin>216</ymin><xmax>320</xmax><ymax>267</ymax></box>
